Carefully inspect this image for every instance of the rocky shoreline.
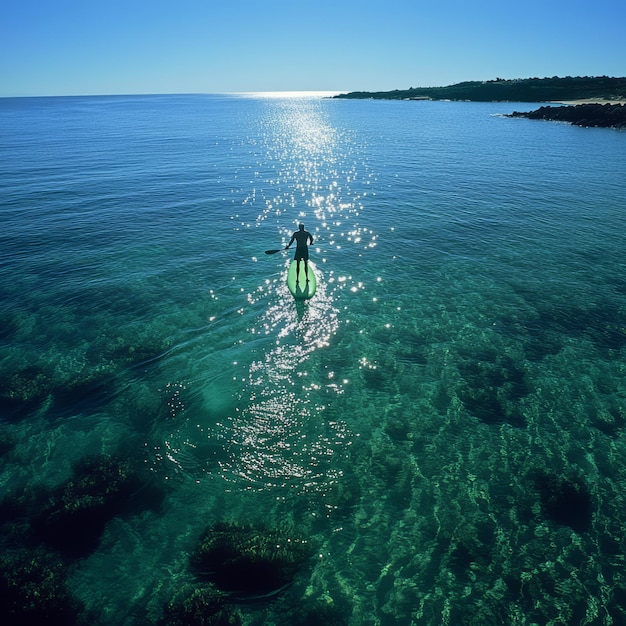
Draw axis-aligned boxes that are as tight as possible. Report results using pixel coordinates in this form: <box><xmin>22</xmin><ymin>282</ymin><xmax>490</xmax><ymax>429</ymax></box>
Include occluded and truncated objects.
<box><xmin>507</xmin><ymin>103</ymin><xmax>626</xmax><ymax>129</ymax></box>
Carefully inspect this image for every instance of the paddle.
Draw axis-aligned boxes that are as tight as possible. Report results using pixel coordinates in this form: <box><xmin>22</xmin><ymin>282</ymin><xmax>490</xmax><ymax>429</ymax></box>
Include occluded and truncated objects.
<box><xmin>265</xmin><ymin>248</ymin><xmax>287</xmax><ymax>255</ymax></box>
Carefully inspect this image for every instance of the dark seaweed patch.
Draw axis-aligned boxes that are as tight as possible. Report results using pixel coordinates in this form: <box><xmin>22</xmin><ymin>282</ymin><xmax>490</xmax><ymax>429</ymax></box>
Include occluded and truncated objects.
<box><xmin>397</xmin><ymin>331</ymin><xmax>429</xmax><ymax>365</ymax></box>
<box><xmin>536</xmin><ymin>300</ymin><xmax>626</xmax><ymax>353</ymax></box>
<box><xmin>0</xmin><ymin>365</ymin><xmax>52</xmax><ymax>422</ymax></box>
<box><xmin>371</xmin><ymin>450</ymin><xmax>412</xmax><ymax>508</ymax></box>
<box><xmin>0</xmin><ymin>548</ymin><xmax>88</xmax><ymax>625</ymax></box>
<box><xmin>530</xmin><ymin>471</ymin><xmax>593</xmax><ymax>533</ymax></box>
<box><xmin>448</xmin><ymin>539</ymin><xmax>492</xmax><ymax>582</ymax></box>
<box><xmin>190</xmin><ymin>522</ymin><xmax>312</xmax><ymax>599</ymax></box>
<box><xmin>362</xmin><ymin>366</ymin><xmax>388</xmax><ymax>391</ymax></box>
<box><xmin>458</xmin><ymin>355</ymin><xmax>529</xmax><ymax>427</ymax></box>
<box><xmin>499</xmin><ymin>295</ymin><xmax>626</xmax><ymax>360</ymax></box>
<box><xmin>32</xmin><ymin>454</ymin><xmax>156</xmax><ymax>557</ymax></box>
<box><xmin>52</xmin><ymin>374</ymin><xmax>114</xmax><ymax>417</ymax></box>
<box><xmin>447</xmin><ymin>517</ymin><xmax>496</xmax><ymax>582</ymax></box>
<box><xmin>590</xmin><ymin>405</ymin><xmax>625</xmax><ymax>438</ymax></box>
<box><xmin>0</xmin><ymin>363</ymin><xmax>116</xmax><ymax>422</ymax></box>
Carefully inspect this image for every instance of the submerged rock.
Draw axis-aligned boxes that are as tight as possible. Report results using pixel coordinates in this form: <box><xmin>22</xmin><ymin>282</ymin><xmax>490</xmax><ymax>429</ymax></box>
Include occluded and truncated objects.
<box><xmin>190</xmin><ymin>522</ymin><xmax>312</xmax><ymax>598</ymax></box>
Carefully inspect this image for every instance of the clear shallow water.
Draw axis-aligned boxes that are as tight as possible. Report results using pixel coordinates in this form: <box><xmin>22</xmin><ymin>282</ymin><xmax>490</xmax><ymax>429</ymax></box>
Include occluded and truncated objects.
<box><xmin>1</xmin><ymin>93</ymin><xmax>626</xmax><ymax>625</ymax></box>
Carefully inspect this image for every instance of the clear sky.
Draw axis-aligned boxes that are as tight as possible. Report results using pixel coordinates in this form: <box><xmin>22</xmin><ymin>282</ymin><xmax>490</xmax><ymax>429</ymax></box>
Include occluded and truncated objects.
<box><xmin>2</xmin><ymin>0</ymin><xmax>625</xmax><ymax>97</ymax></box>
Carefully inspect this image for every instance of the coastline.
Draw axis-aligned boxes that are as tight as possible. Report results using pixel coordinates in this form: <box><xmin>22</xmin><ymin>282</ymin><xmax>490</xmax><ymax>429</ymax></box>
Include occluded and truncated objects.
<box><xmin>334</xmin><ymin>77</ymin><xmax>626</xmax><ymax>103</ymax></box>
<box><xmin>552</xmin><ymin>98</ymin><xmax>626</xmax><ymax>105</ymax></box>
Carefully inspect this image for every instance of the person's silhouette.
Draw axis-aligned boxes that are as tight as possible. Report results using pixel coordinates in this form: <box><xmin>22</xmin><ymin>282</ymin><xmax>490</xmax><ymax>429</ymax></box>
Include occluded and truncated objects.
<box><xmin>285</xmin><ymin>224</ymin><xmax>313</xmax><ymax>281</ymax></box>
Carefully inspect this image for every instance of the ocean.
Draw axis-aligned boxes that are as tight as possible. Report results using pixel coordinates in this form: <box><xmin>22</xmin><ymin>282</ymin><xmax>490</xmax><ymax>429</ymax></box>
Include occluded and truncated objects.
<box><xmin>1</xmin><ymin>93</ymin><xmax>625</xmax><ymax>625</ymax></box>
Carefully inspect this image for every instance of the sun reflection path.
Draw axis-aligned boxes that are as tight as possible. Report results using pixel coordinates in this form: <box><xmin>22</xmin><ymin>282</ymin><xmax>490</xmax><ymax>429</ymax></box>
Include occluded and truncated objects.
<box><xmin>167</xmin><ymin>96</ymin><xmax>377</xmax><ymax>493</ymax></box>
<box><xmin>216</xmin><ymin>97</ymin><xmax>373</xmax><ymax>492</ymax></box>
<box><xmin>219</xmin><ymin>275</ymin><xmax>348</xmax><ymax>493</ymax></box>
<box><xmin>238</xmin><ymin>96</ymin><xmax>378</xmax><ymax>259</ymax></box>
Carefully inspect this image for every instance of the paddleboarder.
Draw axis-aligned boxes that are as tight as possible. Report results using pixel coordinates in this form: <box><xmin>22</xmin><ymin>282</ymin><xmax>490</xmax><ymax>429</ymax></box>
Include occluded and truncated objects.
<box><xmin>285</xmin><ymin>224</ymin><xmax>314</xmax><ymax>281</ymax></box>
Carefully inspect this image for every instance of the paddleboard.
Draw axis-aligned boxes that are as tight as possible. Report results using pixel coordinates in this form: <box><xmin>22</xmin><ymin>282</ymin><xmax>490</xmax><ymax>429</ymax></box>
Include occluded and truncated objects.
<box><xmin>287</xmin><ymin>260</ymin><xmax>317</xmax><ymax>300</ymax></box>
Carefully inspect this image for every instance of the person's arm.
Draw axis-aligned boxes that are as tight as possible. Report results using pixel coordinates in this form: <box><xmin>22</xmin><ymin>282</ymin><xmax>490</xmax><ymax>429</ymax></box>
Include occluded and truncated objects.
<box><xmin>285</xmin><ymin>233</ymin><xmax>295</xmax><ymax>249</ymax></box>
<box><xmin>308</xmin><ymin>233</ymin><xmax>314</xmax><ymax>245</ymax></box>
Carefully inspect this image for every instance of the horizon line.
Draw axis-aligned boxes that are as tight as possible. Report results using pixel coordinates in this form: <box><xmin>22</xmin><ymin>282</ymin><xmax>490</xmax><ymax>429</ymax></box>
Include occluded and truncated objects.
<box><xmin>0</xmin><ymin>90</ymin><xmax>348</xmax><ymax>100</ymax></box>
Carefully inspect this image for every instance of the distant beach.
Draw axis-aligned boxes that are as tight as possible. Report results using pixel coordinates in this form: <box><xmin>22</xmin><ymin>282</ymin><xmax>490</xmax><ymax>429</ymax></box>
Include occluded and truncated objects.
<box><xmin>555</xmin><ymin>98</ymin><xmax>626</xmax><ymax>105</ymax></box>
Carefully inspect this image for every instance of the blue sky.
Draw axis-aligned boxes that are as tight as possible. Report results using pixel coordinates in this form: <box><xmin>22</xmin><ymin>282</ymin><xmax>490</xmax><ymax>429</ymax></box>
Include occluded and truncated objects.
<box><xmin>2</xmin><ymin>0</ymin><xmax>624</xmax><ymax>96</ymax></box>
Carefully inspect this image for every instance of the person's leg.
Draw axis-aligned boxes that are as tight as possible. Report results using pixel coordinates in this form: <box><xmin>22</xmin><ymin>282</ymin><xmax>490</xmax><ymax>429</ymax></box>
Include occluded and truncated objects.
<box><xmin>304</xmin><ymin>259</ymin><xmax>309</xmax><ymax>282</ymax></box>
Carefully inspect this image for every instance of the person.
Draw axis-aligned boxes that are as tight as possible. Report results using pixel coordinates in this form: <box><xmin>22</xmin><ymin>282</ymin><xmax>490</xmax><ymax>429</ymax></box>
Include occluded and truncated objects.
<box><xmin>285</xmin><ymin>224</ymin><xmax>314</xmax><ymax>281</ymax></box>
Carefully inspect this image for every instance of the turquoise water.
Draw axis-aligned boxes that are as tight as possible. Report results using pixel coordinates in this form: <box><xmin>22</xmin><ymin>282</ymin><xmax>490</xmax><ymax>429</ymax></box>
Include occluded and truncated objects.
<box><xmin>1</xmin><ymin>93</ymin><xmax>626</xmax><ymax>625</ymax></box>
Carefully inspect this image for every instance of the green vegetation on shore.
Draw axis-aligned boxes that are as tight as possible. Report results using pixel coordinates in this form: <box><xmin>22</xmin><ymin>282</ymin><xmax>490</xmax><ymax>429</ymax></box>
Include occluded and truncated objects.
<box><xmin>334</xmin><ymin>76</ymin><xmax>626</xmax><ymax>102</ymax></box>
